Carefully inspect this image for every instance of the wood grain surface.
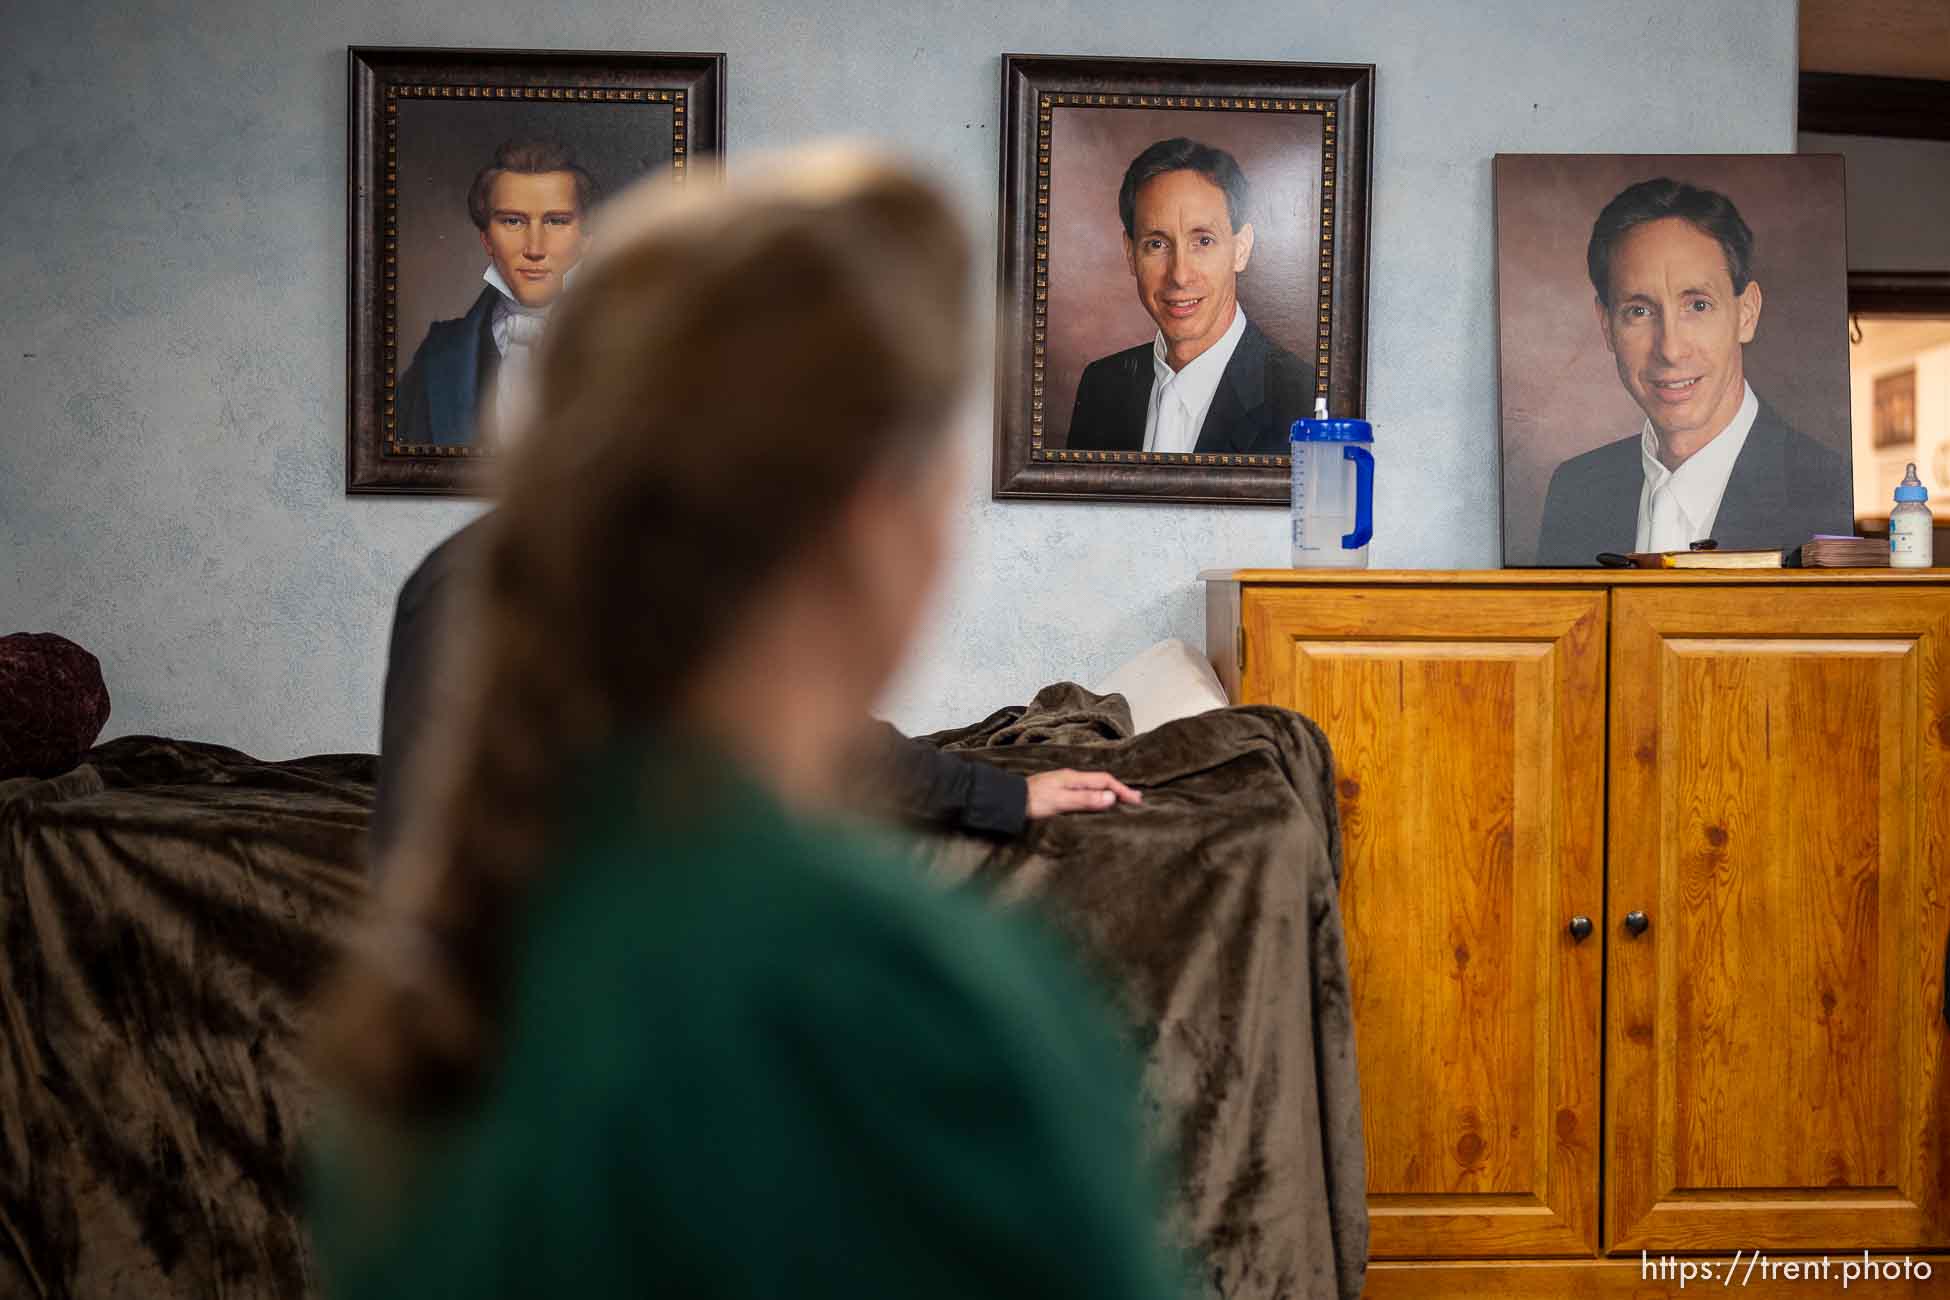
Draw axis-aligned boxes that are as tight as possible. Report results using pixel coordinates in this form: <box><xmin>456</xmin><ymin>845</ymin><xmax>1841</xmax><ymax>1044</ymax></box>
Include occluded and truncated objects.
<box><xmin>1214</xmin><ymin>574</ymin><xmax>1950</xmax><ymax>1286</ymax></box>
<box><xmin>1606</xmin><ymin>589</ymin><xmax>1950</xmax><ymax>1252</ymax></box>
<box><xmin>1244</xmin><ymin>586</ymin><xmax>1606</xmax><ymax>1257</ymax></box>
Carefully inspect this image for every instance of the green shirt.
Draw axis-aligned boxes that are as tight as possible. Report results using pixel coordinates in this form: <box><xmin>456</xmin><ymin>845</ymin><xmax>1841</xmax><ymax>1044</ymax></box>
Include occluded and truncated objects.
<box><xmin>312</xmin><ymin>757</ymin><xmax>1183</xmax><ymax>1299</ymax></box>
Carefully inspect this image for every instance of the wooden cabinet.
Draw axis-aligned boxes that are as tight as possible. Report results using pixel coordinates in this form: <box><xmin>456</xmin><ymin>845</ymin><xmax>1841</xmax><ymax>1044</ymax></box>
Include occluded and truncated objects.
<box><xmin>1606</xmin><ymin>588</ymin><xmax>1950</xmax><ymax>1255</ymax></box>
<box><xmin>1245</xmin><ymin>586</ymin><xmax>1609</xmax><ymax>1260</ymax></box>
<box><xmin>1206</xmin><ymin>571</ymin><xmax>1950</xmax><ymax>1297</ymax></box>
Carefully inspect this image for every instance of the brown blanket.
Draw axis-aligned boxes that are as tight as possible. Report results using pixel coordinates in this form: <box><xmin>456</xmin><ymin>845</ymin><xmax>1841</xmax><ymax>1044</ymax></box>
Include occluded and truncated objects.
<box><xmin>1</xmin><ymin>695</ymin><xmax>1364</xmax><ymax>1300</ymax></box>
<box><xmin>0</xmin><ymin>739</ymin><xmax>370</xmax><ymax>1300</ymax></box>
<box><xmin>910</xmin><ymin>686</ymin><xmax>1366</xmax><ymax>1300</ymax></box>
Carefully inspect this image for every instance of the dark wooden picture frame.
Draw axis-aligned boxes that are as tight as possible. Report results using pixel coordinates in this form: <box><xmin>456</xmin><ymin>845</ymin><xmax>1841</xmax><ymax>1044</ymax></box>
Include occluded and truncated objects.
<box><xmin>993</xmin><ymin>55</ymin><xmax>1374</xmax><ymax>505</ymax></box>
<box><xmin>347</xmin><ymin>47</ymin><xmax>726</xmax><ymax>495</ymax></box>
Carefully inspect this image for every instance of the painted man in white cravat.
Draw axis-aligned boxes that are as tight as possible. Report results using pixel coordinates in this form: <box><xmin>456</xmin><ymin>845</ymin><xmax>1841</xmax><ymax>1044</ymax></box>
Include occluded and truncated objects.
<box><xmin>1535</xmin><ymin>178</ymin><xmax>1848</xmax><ymax>564</ymax></box>
<box><xmin>395</xmin><ymin>139</ymin><xmax>596</xmax><ymax>447</ymax></box>
<box><xmin>1064</xmin><ymin>138</ymin><xmax>1312</xmax><ymax>457</ymax></box>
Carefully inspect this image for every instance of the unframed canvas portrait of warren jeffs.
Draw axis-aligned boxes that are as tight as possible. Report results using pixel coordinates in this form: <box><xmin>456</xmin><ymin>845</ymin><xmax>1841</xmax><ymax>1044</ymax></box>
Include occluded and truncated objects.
<box><xmin>1496</xmin><ymin>155</ymin><xmax>1853</xmax><ymax>566</ymax></box>
<box><xmin>347</xmin><ymin>49</ymin><xmax>726</xmax><ymax>494</ymax></box>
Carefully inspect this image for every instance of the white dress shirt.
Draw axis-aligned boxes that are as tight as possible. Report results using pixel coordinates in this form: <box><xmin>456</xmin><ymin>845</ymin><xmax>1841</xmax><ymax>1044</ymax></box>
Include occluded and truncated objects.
<box><xmin>1634</xmin><ymin>382</ymin><xmax>1760</xmax><ymax>552</ymax></box>
<box><xmin>482</xmin><ymin>264</ymin><xmax>554</xmax><ymax>441</ymax></box>
<box><xmin>1142</xmin><ymin>307</ymin><xmax>1249</xmax><ymax>454</ymax></box>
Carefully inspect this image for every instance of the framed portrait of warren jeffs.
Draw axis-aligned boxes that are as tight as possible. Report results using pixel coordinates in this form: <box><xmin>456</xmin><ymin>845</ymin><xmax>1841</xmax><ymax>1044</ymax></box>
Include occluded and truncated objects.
<box><xmin>994</xmin><ymin>55</ymin><xmax>1374</xmax><ymax>504</ymax></box>
<box><xmin>347</xmin><ymin>47</ymin><xmax>725</xmax><ymax>494</ymax></box>
<box><xmin>1495</xmin><ymin>154</ymin><xmax>1853</xmax><ymax>565</ymax></box>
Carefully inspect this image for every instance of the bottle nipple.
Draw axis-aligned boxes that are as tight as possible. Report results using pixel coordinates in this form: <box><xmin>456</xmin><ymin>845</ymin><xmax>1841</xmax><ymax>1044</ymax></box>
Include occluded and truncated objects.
<box><xmin>1895</xmin><ymin>462</ymin><xmax>1929</xmax><ymax>503</ymax></box>
<box><xmin>1313</xmin><ymin>397</ymin><xmax>1328</xmax><ymax>421</ymax></box>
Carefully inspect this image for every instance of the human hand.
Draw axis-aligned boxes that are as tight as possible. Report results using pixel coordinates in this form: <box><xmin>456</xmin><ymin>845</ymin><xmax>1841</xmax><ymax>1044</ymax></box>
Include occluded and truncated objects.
<box><xmin>1024</xmin><ymin>769</ymin><xmax>1142</xmax><ymax>819</ymax></box>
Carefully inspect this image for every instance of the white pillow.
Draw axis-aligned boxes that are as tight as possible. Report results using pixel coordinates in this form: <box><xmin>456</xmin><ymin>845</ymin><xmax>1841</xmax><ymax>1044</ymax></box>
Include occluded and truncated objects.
<box><xmin>1094</xmin><ymin>638</ymin><xmax>1231</xmax><ymax>735</ymax></box>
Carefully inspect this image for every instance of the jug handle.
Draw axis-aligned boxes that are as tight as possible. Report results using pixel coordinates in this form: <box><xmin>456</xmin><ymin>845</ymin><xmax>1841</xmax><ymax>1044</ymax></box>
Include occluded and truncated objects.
<box><xmin>1341</xmin><ymin>445</ymin><xmax>1374</xmax><ymax>549</ymax></box>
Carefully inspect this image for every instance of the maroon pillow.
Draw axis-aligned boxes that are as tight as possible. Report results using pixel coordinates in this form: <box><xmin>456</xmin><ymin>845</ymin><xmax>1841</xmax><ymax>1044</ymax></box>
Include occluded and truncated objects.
<box><xmin>0</xmin><ymin>633</ymin><xmax>112</xmax><ymax>780</ymax></box>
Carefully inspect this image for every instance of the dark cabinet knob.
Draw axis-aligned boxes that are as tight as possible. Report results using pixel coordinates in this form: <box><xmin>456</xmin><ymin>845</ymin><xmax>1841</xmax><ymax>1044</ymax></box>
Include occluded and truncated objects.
<box><xmin>1567</xmin><ymin>915</ymin><xmax>1593</xmax><ymax>942</ymax></box>
<box><xmin>1624</xmin><ymin>910</ymin><xmax>1650</xmax><ymax>937</ymax></box>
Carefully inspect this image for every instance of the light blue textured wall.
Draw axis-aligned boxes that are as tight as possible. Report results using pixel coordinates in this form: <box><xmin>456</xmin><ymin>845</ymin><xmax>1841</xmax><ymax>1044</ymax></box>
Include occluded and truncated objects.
<box><xmin>1</xmin><ymin>0</ymin><xmax>1797</xmax><ymax>756</ymax></box>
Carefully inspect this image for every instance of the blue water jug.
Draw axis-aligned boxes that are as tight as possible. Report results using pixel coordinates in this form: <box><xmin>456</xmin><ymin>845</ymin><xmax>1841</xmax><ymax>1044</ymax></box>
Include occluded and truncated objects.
<box><xmin>1290</xmin><ymin>402</ymin><xmax>1374</xmax><ymax>568</ymax></box>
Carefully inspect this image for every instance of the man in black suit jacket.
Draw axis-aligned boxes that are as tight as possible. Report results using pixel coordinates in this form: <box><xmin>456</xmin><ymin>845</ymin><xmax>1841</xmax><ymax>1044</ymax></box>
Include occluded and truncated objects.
<box><xmin>1064</xmin><ymin>138</ymin><xmax>1310</xmax><ymax>458</ymax></box>
<box><xmin>1538</xmin><ymin>402</ymin><xmax>1848</xmax><ymax>562</ymax></box>
<box><xmin>1067</xmin><ymin>318</ymin><xmax>1315</xmax><ymax>456</ymax></box>
<box><xmin>1534</xmin><ymin>178</ymin><xmax>1851</xmax><ymax>565</ymax></box>
<box><xmin>395</xmin><ymin>287</ymin><xmax>502</xmax><ymax>447</ymax></box>
<box><xmin>369</xmin><ymin>521</ymin><xmax>1141</xmax><ymax>869</ymax></box>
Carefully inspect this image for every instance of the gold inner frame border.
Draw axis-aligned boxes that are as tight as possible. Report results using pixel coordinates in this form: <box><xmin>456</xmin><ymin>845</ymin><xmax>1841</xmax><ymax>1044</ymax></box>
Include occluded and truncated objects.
<box><xmin>1030</xmin><ymin>91</ymin><xmax>1338</xmax><ymax>469</ymax></box>
<box><xmin>380</xmin><ymin>83</ymin><xmax>690</xmax><ymax>458</ymax></box>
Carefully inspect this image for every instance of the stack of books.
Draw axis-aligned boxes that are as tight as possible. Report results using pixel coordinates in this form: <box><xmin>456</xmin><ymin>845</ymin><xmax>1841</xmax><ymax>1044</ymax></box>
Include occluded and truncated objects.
<box><xmin>1789</xmin><ymin>535</ymin><xmax>1888</xmax><ymax>568</ymax></box>
<box><xmin>1598</xmin><ymin>537</ymin><xmax>1895</xmax><ymax>570</ymax></box>
<box><xmin>1601</xmin><ymin>547</ymin><xmax>1783</xmax><ymax>569</ymax></box>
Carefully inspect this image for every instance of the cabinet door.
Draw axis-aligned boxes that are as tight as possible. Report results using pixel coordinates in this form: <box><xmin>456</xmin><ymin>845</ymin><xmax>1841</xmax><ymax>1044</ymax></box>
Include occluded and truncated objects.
<box><xmin>1244</xmin><ymin>587</ymin><xmax>1607</xmax><ymax>1258</ymax></box>
<box><xmin>1608</xmin><ymin>588</ymin><xmax>1950</xmax><ymax>1252</ymax></box>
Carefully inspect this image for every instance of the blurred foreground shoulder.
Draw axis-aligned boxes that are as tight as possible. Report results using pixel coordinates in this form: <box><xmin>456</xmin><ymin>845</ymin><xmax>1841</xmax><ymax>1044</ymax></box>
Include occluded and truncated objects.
<box><xmin>634</xmin><ymin>817</ymin><xmax>1185</xmax><ymax>1299</ymax></box>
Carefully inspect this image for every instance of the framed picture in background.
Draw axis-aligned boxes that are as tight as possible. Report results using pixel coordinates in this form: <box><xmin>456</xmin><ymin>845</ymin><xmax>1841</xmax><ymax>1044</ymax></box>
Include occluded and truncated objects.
<box><xmin>1848</xmin><ymin>273</ymin><xmax>1950</xmax><ymax>513</ymax></box>
<box><xmin>346</xmin><ymin>47</ymin><xmax>726</xmax><ymax>494</ymax></box>
<box><xmin>1873</xmin><ymin>369</ymin><xmax>1917</xmax><ymax>448</ymax></box>
<box><xmin>1494</xmin><ymin>154</ymin><xmax>1855</xmax><ymax>566</ymax></box>
<box><xmin>993</xmin><ymin>55</ymin><xmax>1374</xmax><ymax>504</ymax></box>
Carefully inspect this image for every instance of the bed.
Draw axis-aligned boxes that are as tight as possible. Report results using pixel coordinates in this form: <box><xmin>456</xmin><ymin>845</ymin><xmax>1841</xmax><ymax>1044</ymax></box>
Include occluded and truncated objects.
<box><xmin>0</xmin><ymin>687</ymin><xmax>1365</xmax><ymax>1300</ymax></box>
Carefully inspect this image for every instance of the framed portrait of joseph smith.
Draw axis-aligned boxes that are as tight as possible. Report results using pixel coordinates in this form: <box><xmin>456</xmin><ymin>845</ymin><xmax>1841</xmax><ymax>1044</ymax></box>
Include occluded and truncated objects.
<box><xmin>347</xmin><ymin>47</ymin><xmax>726</xmax><ymax>494</ymax></box>
<box><xmin>994</xmin><ymin>55</ymin><xmax>1373</xmax><ymax>505</ymax></box>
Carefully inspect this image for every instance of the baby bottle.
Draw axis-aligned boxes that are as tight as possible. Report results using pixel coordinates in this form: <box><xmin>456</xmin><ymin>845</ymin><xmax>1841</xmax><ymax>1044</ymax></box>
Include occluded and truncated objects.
<box><xmin>1890</xmin><ymin>462</ymin><xmax>1933</xmax><ymax>569</ymax></box>
<box><xmin>1290</xmin><ymin>399</ymin><xmax>1375</xmax><ymax>569</ymax></box>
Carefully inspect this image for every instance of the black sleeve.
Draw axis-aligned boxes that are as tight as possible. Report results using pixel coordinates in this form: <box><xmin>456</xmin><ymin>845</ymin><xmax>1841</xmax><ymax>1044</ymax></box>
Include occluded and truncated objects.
<box><xmin>871</xmin><ymin>722</ymin><xmax>1028</xmax><ymax>838</ymax></box>
<box><xmin>1534</xmin><ymin>462</ymin><xmax>1582</xmax><ymax>567</ymax></box>
<box><xmin>1065</xmin><ymin>360</ymin><xmax>1111</xmax><ymax>452</ymax></box>
<box><xmin>1254</xmin><ymin>345</ymin><xmax>1315</xmax><ymax>455</ymax></box>
<box><xmin>369</xmin><ymin>521</ymin><xmax>483</xmax><ymax>869</ymax></box>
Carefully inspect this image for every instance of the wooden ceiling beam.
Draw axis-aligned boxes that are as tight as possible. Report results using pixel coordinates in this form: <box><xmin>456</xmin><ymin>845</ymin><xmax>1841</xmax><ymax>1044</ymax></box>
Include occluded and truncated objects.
<box><xmin>1801</xmin><ymin>0</ymin><xmax>1950</xmax><ymax>80</ymax></box>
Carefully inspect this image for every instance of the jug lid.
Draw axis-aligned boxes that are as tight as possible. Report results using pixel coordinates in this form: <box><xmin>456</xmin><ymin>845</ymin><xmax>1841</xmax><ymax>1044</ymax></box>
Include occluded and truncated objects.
<box><xmin>1290</xmin><ymin>417</ymin><xmax>1373</xmax><ymax>443</ymax></box>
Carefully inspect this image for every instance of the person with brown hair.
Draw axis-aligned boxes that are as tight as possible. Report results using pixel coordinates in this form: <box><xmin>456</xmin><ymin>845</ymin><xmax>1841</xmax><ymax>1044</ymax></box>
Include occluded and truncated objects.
<box><xmin>308</xmin><ymin>148</ymin><xmax>1184</xmax><ymax>1300</ymax></box>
